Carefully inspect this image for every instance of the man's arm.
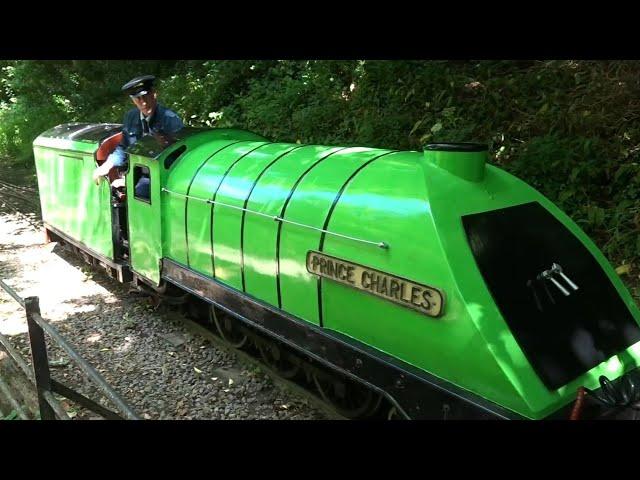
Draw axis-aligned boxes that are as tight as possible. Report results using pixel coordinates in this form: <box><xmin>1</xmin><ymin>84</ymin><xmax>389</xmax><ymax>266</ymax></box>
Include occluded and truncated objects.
<box><xmin>93</xmin><ymin>117</ymin><xmax>132</xmax><ymax>185</ymax></box>
<box><xmin>92</xmin><ymin>146</ymin><xmax>127</xmax><ymax>184</ymax></box>
<box><xmin>164</xmin><ymin>110</ymin><xmax>184</xmax><ymax>135</ymax></box>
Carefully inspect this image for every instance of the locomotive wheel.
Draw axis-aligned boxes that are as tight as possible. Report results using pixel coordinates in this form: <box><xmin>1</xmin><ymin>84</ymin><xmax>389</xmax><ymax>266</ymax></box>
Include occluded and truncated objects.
<box><xmin>210</xmin><ymin>306</ymin><xmax>248</xmax><ymax>349</ymax></box>
<box><xmin>186</xmin><ymin>300</ymin><xmax>202</xmax><ymax>320</ymax></box>
<box><xmin>186</xmin><ymin>298</ymin><xmax>208</xmax><ymax>322</ymax></box>
<box><xmin>258</xmin><ymin>343</ymin><xmax>301</xmax><ymax>379</ymax></box>
<box><xmin>312</xmin><ymin>372</ymin><xmax>381</xmax><ymax>419</ymax></box>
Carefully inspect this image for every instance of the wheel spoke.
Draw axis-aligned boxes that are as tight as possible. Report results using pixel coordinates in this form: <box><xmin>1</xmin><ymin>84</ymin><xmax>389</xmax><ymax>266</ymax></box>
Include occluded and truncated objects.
<box><xmin>210</xmin><ymin>306</ymin><xmax>248</xmax><ymax>349</ymax></box>
<box><xmin>312</xmin><ymin>372</ymin><xmax>379</xmax><ymax>419</ymax></box>
<box><xmin>258</xmin><ymin>343</ymin><xmax>300</xmax><ymax>379</ymax></box>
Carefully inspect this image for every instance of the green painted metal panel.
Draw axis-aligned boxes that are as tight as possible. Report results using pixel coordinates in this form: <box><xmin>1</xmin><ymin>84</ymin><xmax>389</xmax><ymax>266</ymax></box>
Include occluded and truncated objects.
<box><xmin>278</xmin><ymin>147</ymin><xmax>393</xmax><ymax>324</ymax></box>
<box><xmin>34</xmin><ymin>147</ymin><xmax>54</xmax><ymax>224</ymax></box>
<box><xmin>133</xmin><ymin>129</ymin><xmax>266</xmax><ymax>284</ymax></box>
<box><xmin>127</xmin><ymin>154</ymin><xmax>162</xmax><ymax>284</ymax></box>
<box><xmin>211</xmin><ymin>143</ymin><xmax>298</xmax><ymax>290</ymax></box>
<box><xmin>242</xmin><ymin>145</ymin><xmax>343</xmax><ymax>306</ymax></box>
<box><xmin>161</xmin><ymin>130</ymin><xmax>267</xmax><ymax>266</ymax></box>
<box><xmin>33</xmin><ymin>145</ymin><xmax>113</xmax><ymax>259</ymax></box>
<box><xmin>157</xmin><ymin>128</ymin><xmax>267</xmax><ymax>188</ymax></box>
<box><xmin>78</xmin><ymin>160</ymin><xmax>114</xmax><ymax>257</ymax></box>
<box><xmin>162</xmin><ymin>139</ymin><xmax>251</xmax><ymax>265</ymax></box>
<box><xmin>319</xmin><ymin>151</ymin><xmax>527</xmax><ymax>415</ymax></box>
<box><xmin>33</xmin><ymin>136</ymin><xmax>99</xmax><ymax>155</ymax></box>
<box><xmin>183</xmin><ymin>141</ymin><xmax>270</xmax><ymax>276</ymax></box>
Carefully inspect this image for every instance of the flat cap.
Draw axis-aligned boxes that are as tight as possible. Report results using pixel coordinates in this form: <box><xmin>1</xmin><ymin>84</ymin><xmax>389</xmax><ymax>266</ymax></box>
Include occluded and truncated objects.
<box><xmin>121</xmin><ymin>75</ymin><xmax>156</xmax><ymax>97</ymax></box>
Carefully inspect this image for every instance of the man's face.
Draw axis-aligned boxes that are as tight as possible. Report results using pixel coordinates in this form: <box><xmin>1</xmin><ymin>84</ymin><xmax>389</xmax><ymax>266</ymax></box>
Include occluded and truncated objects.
<box><xmin>131</xmin><ymin>90</ymin><xmax>158</xmax><ymax>117</ymax></box>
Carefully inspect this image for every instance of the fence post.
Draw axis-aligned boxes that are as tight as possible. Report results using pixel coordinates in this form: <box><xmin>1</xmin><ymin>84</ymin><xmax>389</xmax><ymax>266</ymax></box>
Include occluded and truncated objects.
<box><xmin>25</xmin><ymin>296</ymin><xmax>56</xmax><ymax>420</ymax></box>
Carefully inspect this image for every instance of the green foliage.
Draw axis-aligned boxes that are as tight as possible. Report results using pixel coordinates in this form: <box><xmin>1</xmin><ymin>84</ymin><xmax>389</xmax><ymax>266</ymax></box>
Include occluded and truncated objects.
<box><xmin>2</xmin><ymin>410</ymin><xmax>18</xmax><ymax>420</ymax></box>
<box><xmin>0</xmin><ymin>60</ymin><xmax>179</xmax><ymax>165</ymax></box>
<box><xmin>2</xmin><ymin>60</ymin><xmax>640</xmax><ymax>279</ymax></box>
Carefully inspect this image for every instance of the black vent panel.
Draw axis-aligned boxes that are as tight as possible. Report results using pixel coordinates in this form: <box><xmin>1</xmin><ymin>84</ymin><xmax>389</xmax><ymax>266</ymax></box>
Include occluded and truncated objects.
<box><xmin>462</xmin><ymin>202</ymin><xmax>640</xmax><ymax>390</ymax></box>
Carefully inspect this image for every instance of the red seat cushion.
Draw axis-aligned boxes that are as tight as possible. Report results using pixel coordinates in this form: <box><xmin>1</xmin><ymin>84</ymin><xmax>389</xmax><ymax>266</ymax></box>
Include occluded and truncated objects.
<box><xmin>95</xmin><ymin>132</ymin><xmax>124</xmax><ymax>185</ymax></box>
<box><xmin>96</xmin><ymin>132</ymin><xmax>123</xmax><ymax>163</ymax></box>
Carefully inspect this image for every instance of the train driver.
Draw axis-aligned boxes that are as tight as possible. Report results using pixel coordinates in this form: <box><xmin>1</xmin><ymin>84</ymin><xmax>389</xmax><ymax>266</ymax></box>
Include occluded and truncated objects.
<box><xmin>92</xmin><ymin>75</ymin><xmax>184</xmax><ymax>198</ymax></box>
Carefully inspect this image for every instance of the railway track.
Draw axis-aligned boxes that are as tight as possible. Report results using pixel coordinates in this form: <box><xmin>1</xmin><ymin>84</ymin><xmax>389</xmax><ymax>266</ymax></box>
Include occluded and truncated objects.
<box><xmin>0</xmin><ymin>178</ymin><xmax>42</xmax><ymax>229</ymax></box>
<box><xmin>176</xmin><ymin>308</ymin><xmax>348</xmax><ymax>420</ymax></box>
<box><xmin>0</xmin><ymin>179</ymin><xmax>38</xmax><ymax>196</ymax></box>
<box><xmin>174</xmin><ymin>296</ymin><xmax>392</xmax><ymax>420</ymax></box>
<box><xmin>0</xmin><ymin>179</ymin><xmax>39</xmax><ymax>207</ymax></box>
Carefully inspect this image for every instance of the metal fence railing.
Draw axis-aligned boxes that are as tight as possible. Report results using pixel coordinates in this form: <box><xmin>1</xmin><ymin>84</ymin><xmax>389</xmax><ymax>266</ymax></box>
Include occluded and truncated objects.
<box><xmin>0</xmin><ymin>279</ymin><xmax>139</xmax><ymax>420</ymax></box>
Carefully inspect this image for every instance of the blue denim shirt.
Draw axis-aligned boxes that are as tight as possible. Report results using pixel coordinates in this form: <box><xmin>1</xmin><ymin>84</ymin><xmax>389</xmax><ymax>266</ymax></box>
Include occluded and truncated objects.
<box><xmin>108</xmin><ymin>104</ymin><xmax>184</xmax><ymax>168</ymax></box>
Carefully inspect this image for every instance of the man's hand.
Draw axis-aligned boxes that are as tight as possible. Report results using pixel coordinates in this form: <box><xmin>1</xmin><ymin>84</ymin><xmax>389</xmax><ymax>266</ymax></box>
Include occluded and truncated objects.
<box><xmin>93</xmin><ymin>158</ymin><xmax>114</xmax><ymax>186</ymax></box>
<box><xmin>92</xmin><ymin>168</ymin><xmax>104</xmax><ymax>185</ymax></box>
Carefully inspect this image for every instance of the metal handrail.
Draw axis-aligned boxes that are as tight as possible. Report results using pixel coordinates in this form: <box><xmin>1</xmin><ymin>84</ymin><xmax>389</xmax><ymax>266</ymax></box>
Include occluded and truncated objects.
<box><xmin>29</xmin><ymin>305</ymin><xmax>138</xmax><ymax>419</ymax></box>
<box><xmin>162</xmin><ymin>187</ymin><xmax>389</xmax><ymax>249</ymax></box>
<box><xmin>0</xmin><ymin>279</ymin><xmax>25</xmax><ymax>308</ymax></box>
<box><xmin>0</xmin><ymin>279</ymin><xmax>139</xmax><ymax>420</ymax></box>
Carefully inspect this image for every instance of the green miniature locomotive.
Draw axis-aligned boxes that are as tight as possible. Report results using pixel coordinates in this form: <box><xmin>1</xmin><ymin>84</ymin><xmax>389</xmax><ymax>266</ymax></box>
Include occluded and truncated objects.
<box><xmin>33</xmin><ymin>123</ymin><xmax>640</xmax><ymax>419</ymax></box>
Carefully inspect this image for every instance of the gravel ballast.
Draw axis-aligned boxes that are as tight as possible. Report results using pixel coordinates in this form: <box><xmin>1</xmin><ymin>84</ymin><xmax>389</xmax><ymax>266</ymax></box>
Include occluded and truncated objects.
<box><xmin>0</xmin><ymin>188</ymin><xmax>330</xmax><ymax>420</ymax></box>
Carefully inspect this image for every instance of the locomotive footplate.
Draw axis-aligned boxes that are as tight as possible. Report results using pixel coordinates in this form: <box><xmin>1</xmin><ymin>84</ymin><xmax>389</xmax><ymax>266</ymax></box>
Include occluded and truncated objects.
<box><xmin>161</xmin><ymin>258</ymin><xmax>522</xmax><ymax>420</ymax></box>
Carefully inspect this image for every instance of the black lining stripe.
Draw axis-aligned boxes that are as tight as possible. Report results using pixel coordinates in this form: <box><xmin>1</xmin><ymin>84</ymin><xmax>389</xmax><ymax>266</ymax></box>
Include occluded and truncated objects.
<box><xmin>316</xmin><ymin>151</ymin><xmax>398</xmax><ymax>327</ymax></box>
<box><xmin>210</xmin><ymin>142</ymin><xmax>273</xmax><ymax>278</ymax></box>
<box><xmin>184</xmin><ymin>140</ymin><xmax>246</xmax><ymax>267</ymax></box>
<box><xmin>240</xmin><ymin>145</ymin><xmax>307</xmax><ymax>292</ymax></box>
<box><xmin>276</xmin><ymin>147</ymin><xmax>350</xmax><ymax>309</ymax></box>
